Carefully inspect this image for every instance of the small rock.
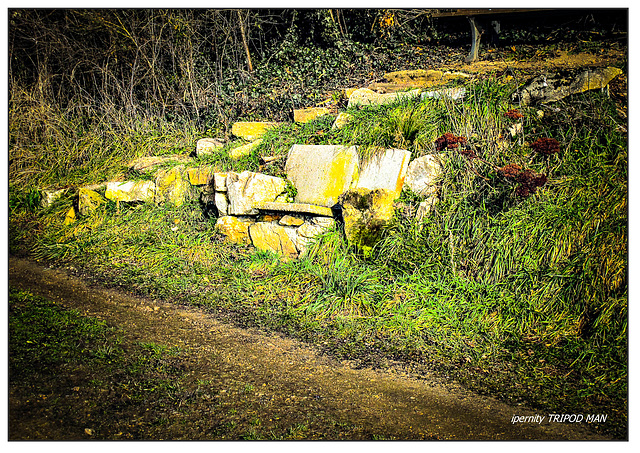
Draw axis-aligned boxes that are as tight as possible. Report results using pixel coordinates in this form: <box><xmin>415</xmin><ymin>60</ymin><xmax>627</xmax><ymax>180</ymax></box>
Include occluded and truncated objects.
<box><xmin>196</xmin><ymin>137</ymin><xmax>225</xmax><ymax>156</ymax></box>
<box><xmin>78</xmin><ymin>187</ymin><xmax>106</xmax><ymax>216</ymax></box>
<box><xmin>64</xmin><ymin>206</ymin><xmax>76</xmax><ymax>225</ymax></box>
<box><xmin>40</xmin><ymin>188</ymin><xmax>67</xmax><ymax>208</ymax></box>
<box><xmin>331</xmin><ymin>112</ymin><xmax>353</xmax><ymax>129</ymax></box>
<box><xmin>279</xmin><ymin>215</ymin><xmax>305</xmax><ymax>227</ymax></box>
<box><xmin>404</xmin><ymin>154</ymin><xmax>444</xmax><ymax>197</ymax></box>
<box><xmin>339</xmin><ymin>187</ymin><xmax>398</xmax><ymax>253</ymax></box>
<box><xmin>186</xmin><ymin>166</ymin><xmax>216</xmax><ymax>185</ymax></box>
<box><xmin>229</xmin><ymin>139</ymin><xmax>263</xmax><ymax>159</ymax></box>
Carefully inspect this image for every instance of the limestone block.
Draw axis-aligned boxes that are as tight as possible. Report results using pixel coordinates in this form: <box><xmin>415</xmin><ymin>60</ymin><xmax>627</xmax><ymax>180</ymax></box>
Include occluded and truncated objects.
<box><xmin>215</xmin><ymin>215</ymin><xmax>255</xmax><ymax>245</ymax></box>
<box><xmin>285</xmin><ymin>144</ymin><xmax>359</xmax><ymax>207</ymax></box>
<box><xmin>249</xmin><ymin>222</ymin><xmax>298</xmax><ymax>260</ymax></box>
<box><xmin>421</xmin><ymin>87</ymin><xmax>466</xmax><ymax>102</ymax></box>
<box><xmin>229</xmin><ymin>139</ymin><xmax>262</xmax><ymax>159</ymax></box>
<box><xmin>514</xmin><ymin>67</ymin><xmax>623</xmax><ymax>106</ymax></box>
<box><xmin>105</xmin><ymin>180</ymin><xmax>156</xmax><ymax>203</ymax></box>
<box><xmin>78</xmin><ymin>188</ymin><xmax>106</xmax><ymax>216</ymax></box>
<box><xmin>231</xmin><ymin>122</ymin><xmax>280</xmax><ymax>141</ymax></box>
<box><xmin>347</xmin><ymin>88</ymin><xmax>421</xmax><ymax>108</ymax></box>
<box><xmin>196</xmin><ymin>137</ymin><xmax>225</xmax><ymax>156</ymax></box>
<box><xmin>404</xmin><ymin>154</ymin><xmax>444</xmax><ymax>197</ymax></box>
<box><xmin>381</xmin><ymin>69</ymin><xmax>470</xmax><ymax>89</ymax></box>
<box><xmin>155</xmin><ymin>166</ymin><xmax>192</xmax><ymax>206</ymax></box>
<box><xmin>214</xmin><ymin>191</ymin><xmax>229</xmax><ymax>216</ymax></box>
<box><xmin>331</xmin><ymin>112</ymin><xmax>353</xmax><ymax>129</ymax></box>
<box><xmin>187</xmin><ymin>166</ymin><xmax>216</xmax><ymax>185</ymax></box>
<box><xmin>213</xmin><ymin>173</ymin><xmax>228</xmax><ymax>191</ymax></box>
<box><xmin>226</xmin><ymin>171</ymin><xmax>288</xmax><ymax>216</ymax></box>
<box><xmin>355</xmin><ymin>148</ymin><xmax>412</xmax><ymax>198</ymax></box>
<box><xmin>339</xmin><ymin>188</ymin><xmax>397</xmax><ymax>252</ymax></box>
<box><xmin>294</xmin><ymin>107</ymin><xmax>331</xmax><ymax>123</ymax></box>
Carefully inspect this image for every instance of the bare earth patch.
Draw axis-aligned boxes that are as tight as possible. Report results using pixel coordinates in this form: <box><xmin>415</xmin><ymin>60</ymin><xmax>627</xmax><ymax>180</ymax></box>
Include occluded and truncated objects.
<box><xmin>9</xmin><ymin>256</ymin><xmax>611</xmax><ymax>440</ymax></box>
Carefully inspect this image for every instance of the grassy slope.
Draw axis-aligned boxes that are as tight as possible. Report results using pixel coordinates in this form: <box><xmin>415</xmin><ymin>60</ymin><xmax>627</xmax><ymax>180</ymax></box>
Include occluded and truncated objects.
<box><xmin>8</xmin><ymin>73</ymin><xmax>628</xmax><ymax>438</ymax></box>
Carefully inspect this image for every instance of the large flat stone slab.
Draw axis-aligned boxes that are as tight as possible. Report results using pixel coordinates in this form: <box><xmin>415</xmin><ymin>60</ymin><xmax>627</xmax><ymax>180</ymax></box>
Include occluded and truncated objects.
<box><xmin>347</xmin><ymin>88</ymin><xmax>421</xmax><ymax>108</ymax></box>
<box><xmin>105</xmin><ymin>180</ymin><xmax>156</xmax><ymax>203</ymax></box>
<box><xmin>253</xmin><ymin>201</ymin><xmax>334</xmax><ymax>217</ymax></box>
<box><xmin>355</xmin><ymin>148</ymin><xmax>411</xmax><ymax>198</ymax></box>
<box><xmin>285</xmin><ymin>144</ymin><xmax>359</xmax><ymax>207</ymax></box>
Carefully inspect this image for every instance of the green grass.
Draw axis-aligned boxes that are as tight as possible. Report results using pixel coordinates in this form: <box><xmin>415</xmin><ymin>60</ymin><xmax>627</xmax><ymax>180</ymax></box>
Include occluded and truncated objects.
<box><xmin>9</xmin><ymin>73</ymin><xmax>627</xmax><ymax>438</ymax></box>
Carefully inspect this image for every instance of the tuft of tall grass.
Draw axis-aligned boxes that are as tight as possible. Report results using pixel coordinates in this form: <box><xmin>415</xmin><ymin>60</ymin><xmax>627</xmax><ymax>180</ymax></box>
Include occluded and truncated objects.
<box><xmin>9</xmin><ymin>84</ymin><xmax>201</xmax><ymax>191</ymax></box>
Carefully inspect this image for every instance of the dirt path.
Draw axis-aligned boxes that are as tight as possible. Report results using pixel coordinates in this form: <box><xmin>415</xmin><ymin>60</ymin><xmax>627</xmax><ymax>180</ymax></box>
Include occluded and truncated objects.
<box><xmin>8</xmin><ymin>256</ymin><xmax>612</xmax><ymax>440</ymax></box>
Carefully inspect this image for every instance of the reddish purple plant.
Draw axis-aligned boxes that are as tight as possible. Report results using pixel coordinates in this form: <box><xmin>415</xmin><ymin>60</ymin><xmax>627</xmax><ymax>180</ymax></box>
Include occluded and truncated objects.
<box><xmin>530</xmin><ymin>137</ymin><xmax>561</xmax><ymax>155</ymax></box>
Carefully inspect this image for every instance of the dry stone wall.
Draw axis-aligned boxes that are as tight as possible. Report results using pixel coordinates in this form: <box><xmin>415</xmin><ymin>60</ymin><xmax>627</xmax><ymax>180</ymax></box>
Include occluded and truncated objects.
<box><xmin>47</xmin><ymin>66</ymin><xmax>621</xmax><ymax>259</ymax></box>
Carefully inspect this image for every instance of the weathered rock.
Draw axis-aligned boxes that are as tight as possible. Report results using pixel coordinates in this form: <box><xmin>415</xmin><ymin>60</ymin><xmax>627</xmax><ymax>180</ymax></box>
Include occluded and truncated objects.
<box><xmin>370</xmin><ymin>69</ymin><xmax>470</xmax><ymax>92</ymax></box>
<box><xmin>294</xmin><ymin>107</ymin><xmax>331</xmax><ymax>123</ymax></box>
<box><xmin>231</xmin><ymin>122</ymin><xmax>280</xmax><ymax>141</ymax></box>
<box><xmin>339</xmin><ymin>188</ymin><xmax>397</xmax><ymax>253</ymax></box>
<box><xmin>295</xmin><ymin>217</ymin><xmax>336</xmax><ymax>256</ymax></box>
<box><xmin>40</xmin><ymin>188</ymin><xmax>67</xmax><ymax>208</ymax></box>
<box><xmin>226</xmin><ymin>171</ymin><xmax>287</xmax><ymax>215</ymax></box>
<box><xmin>421</xmin><ymin>87</ymin><xmax>466</xmax><ymax>102</ymax></box>
<box><xmin>249</xmin><ymin>222</ymin><xmax>298</xmax><ymax>260</ymax></box>
<box><xmin>196</xmin><ymin>138</ymin><xmax>225</xmax><ymax>156</ymax></box>
<box><xmin>128</xmin><ymin>155</ymin><xmax>192</xmax><ymax>173</ymax></box>
<box><xmin>215</xmin><ymin>215</ymin><xmax>255</xmax><ymax>245</ymax></box>
<box><xmin>404</xmin><ymin>154</ymin><xmax>444</xmax><ymax>197</ymax></box>
<box><xmin>355</xmin><ymin>148</ymin><xmax>411</xmax><ymax>198</ymax></box>
<box><xmin>213</xmin><ymin>173</ymin><xmax>228</xmax><ymax>191</ymax></box>
<box><xmin>347</xmin><ymin>88</ymin><xmax>421</xmax><ymax>109</ymax></box>
<box><xmin>285</xmin><ymin>144</ymin><xmax>359</xmax><ymax>207</ymax></box>
<box><xmin>279</xmin><ymin>215</ymin><xmax>305</xmax><ymax>227</ymax></box>
<box><xmin>105</xmin><ymin>180</ymin><xmax>156</xmax><ymax>203</ymax></box>
<box><xmin>155</xmin><ymin>166</ymin><xmax>192</xmax><ymax>206</ymax></box>
<box><xmin>229</xmin><ymin>139</ymin><xmax>263</xmax><ymax>159</ymax></box>
<box><xmin>513</xmin><ymin>67</ymin><xmax>623</xmax><ymax>106</ymax></box>
<box><xmin>186</xmin><ymin>166</ymin><xmax>216</xmax><ymax>185</ymax></box>
<box><xmin>64</xmin><ymin>206</ymin><xmax>77</xmax><ymax>225</ymax></box>
<box><xmin>214</xmin><ymin>191</ymin><xmax>229</xmax><ymax>216</ymax></box>
<box><xmin>331</xmin><ymin>112</ymin><xmax>353</xmax><ymax>129</ymax></box>
<box><xmin>78</xmin><ymin>188</ymin><xmax>105</xmax><ymax>216</ymax></box>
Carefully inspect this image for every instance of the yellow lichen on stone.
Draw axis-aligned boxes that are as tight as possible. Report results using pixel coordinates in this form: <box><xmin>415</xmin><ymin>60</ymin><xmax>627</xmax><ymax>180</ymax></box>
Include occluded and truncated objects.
<box><xmin>231</xmin><ymin>122</ymin><xmax>280</xmax><ymax>141</ymax></box>
<box><xmin>187</xmin><ymin>166</ymin><xmax>216</xmax><ymax>185</ymax></box>
<box><xmin>293</xmin><ymin>107</ymin><xmax>331</xmax><ymax>123</ymax></box>
<box><xmin>249</xmin><ymin>222</ymin><xmax>298</xmax><ymax>260</ymax></box>
<box><xmin>215</xmin><ymin>215</ymin><xmax>255</xmax><ymax>245</ymax></box>
<box><xmin>229</xmin><ymin>139</ymin><xmax>262</xmax><ymax>159</ymax></box>
<box><xmin>64</xmin><ymin>206</ymin><xmax>77</xmax><ymax>225</ymax></box>
<box><xmin>78</xmin><ymin>188</ymin><xmax>105</xmax><ymax>216</ymax></box>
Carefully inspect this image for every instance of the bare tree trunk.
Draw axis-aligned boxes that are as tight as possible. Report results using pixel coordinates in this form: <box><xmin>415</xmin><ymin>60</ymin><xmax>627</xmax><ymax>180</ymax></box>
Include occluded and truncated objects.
<box><xmin>236</xmin><ymin>10</ymin><xmax>253</xmax><ymax>72</ymax></box>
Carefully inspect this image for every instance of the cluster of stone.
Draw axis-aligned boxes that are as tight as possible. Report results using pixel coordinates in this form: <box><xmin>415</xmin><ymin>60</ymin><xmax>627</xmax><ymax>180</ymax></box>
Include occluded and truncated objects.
<box><xmin>41</xmin><ymin>71</ymin><xmax>456</xmax><ymax>255</ymax></box>
<box><xmin>210</xmin><ymin>143</ymin><xmax>444</xmax><ymax>258</ymax></box>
